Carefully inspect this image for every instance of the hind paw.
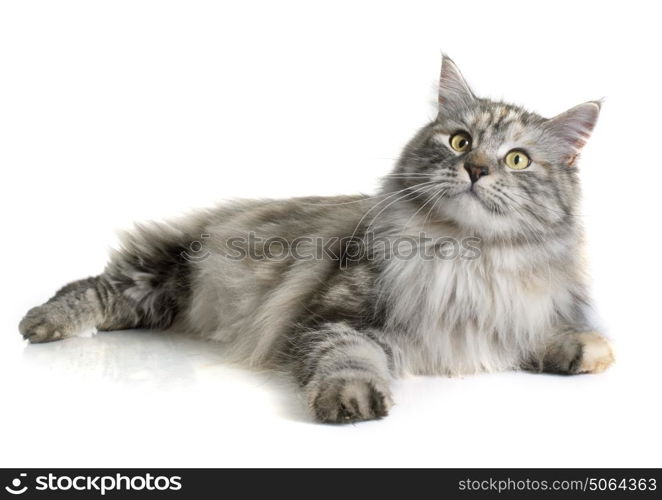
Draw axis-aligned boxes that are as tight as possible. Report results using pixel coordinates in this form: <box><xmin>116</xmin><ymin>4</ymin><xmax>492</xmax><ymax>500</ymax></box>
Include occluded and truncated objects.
<box><xmin>19</xmin><ymin>305</ymin><xmax>74</xmax><ymax>343</ymax></box>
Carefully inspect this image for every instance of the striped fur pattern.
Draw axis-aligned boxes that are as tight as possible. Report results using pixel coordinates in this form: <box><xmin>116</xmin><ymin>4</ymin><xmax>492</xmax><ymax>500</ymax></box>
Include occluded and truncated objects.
<box><xmin>19</xmin><ymin>56</ymin><xmax>612</xmax><ymax>423</ymax></box>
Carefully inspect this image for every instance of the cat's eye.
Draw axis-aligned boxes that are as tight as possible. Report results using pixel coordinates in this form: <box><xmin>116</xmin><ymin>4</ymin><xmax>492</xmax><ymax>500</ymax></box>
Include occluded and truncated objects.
<box><xmin>449</xmin><ymin>132</ymin><xmax>472</xmax><ymax>153</ymax></box>
<box><xmin>504</xmin><ymin>150</ymin><xmax>530</xmax><ymax>170</ymax></box>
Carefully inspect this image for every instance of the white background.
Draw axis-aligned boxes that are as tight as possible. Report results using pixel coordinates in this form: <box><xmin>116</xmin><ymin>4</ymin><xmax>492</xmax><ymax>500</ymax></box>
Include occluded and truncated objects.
<box><xmin>1</xmin><ymin>0</ymin><xmax>661</xmax><ymax>467</ymax></box>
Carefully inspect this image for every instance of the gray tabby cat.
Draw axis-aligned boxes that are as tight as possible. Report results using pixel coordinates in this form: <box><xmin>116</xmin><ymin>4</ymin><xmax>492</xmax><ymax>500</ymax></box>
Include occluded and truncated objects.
<box><xmin>19</xmin><ymin>56</ymin><xmax>614</xmax><ymax>423</ymax></box>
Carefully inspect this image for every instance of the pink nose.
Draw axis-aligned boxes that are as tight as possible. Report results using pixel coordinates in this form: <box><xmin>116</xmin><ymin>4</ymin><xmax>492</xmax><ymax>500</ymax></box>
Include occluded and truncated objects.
<box><xmin>464</xmin><ymin>163</ymin><xmax>489</xmax><ymax>183</ymax></box>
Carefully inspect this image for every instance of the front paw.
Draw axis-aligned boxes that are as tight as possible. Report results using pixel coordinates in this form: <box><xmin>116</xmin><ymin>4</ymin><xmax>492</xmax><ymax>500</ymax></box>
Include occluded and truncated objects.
<box><xmin>19</xmin><ymin>305</ymin><xmax>70</xmax><ymax>343</ymax></box>
<box><xmin>310</xmin><ymin>377</ymin><xmax>393</xmax><ymax>424</ymax></box>
<box><xmin>542</xmin><ymin>331</ymin><xmax>615</xmax><ymax>375</ymax></box>
<box><xmin>574</xmin><ymin>332</ymin><xmax>615</xmax><ymax>374</ymax></box>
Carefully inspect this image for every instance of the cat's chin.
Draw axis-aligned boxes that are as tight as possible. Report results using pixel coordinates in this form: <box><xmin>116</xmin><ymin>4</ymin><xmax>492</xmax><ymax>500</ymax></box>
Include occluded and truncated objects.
<box><xmin>436</xmin><ymin>190</ymin><xmax>522</xmax><ymax>237</ymax></box>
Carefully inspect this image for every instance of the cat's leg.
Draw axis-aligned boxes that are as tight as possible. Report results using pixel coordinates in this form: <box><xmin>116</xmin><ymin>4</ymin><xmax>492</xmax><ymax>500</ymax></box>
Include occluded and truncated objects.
<box><xmin>19</xmin><ymin>222</ymin><xmax>194</xmax><ymax>343</ymax></box>
<box><xmin>19</xmin><ymin>275</ymin><xmax>145</xmax><ymax>343</ymax></box>
<box><xmin>528</xmin><ymin>328</ymin><xmax>615</xmax><ymax>375</ymax></box>
<box><xmin>290</xmin><ymin>322</ymin><xmax>395</xmax><ymax>423</ymax></box>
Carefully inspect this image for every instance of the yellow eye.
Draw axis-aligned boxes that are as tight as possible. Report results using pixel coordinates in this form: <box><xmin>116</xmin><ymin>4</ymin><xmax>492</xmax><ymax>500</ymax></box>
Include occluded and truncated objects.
<box><xmin>449</xmin><ymin>132</ymin><xmax>471</xmax><ymax>152</ymax></box>
<box><xmin>504</xmin><ymin>150</ymin><xmax>531</xmax><ymax>170</ymax></box>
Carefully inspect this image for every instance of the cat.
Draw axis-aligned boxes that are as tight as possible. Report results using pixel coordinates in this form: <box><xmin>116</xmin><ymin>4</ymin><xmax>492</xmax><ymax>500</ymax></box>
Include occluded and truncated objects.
<box><xmin>19</xmin><ymin>56</ymin><xmax>614</xmax><ymax>423</ymax></box>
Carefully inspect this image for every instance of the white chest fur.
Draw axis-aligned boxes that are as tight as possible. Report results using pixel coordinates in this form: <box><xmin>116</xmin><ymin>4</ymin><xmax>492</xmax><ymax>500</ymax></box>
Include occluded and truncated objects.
<box><xmin>377</xmin><ymin>241</ymin><xmax>574</xmax><ymax>376</ymax></box>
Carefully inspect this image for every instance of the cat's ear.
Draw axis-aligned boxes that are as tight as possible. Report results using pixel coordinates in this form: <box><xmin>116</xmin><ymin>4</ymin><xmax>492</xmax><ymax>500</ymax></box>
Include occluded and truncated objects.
<box><xmin>544</xmin><ymin>101</ymin><xmax>601</xmax><ymax>166</ymax></box>
<box><xmin>438</xmin><ymin>55</ymin><xmax>476</xmax><ymax>117</ymax></box>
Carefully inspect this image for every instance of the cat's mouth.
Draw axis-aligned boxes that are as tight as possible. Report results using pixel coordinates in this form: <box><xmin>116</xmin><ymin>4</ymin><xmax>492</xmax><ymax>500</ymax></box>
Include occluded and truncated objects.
<box><xmin>462</xmin><ymin>184</ymin><xmax>482</xmax><ymax>199</ymax></box>
<box><xmin>441</xmin><ymin>182</ymin><xmax>502</xmax><ymax>215</ymax></box>
<box><xmin>460</xmin><ymin>185</ymin><xmax>501</xmax><ymax>213</ymax></box>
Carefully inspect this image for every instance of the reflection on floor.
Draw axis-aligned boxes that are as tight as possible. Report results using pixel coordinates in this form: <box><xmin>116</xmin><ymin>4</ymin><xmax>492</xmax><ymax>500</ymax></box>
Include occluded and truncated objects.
<box><xmin>19</xmin><ymin>329</ymin><xmax>309</xmax><ymax>422</ymax></box>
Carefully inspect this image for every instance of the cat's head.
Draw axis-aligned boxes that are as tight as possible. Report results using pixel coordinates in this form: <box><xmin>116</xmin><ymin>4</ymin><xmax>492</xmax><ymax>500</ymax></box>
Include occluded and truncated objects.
<box><xmin>387</xmin><ymin>56</ymin><xmax>600</xmax><ymax>239</ymax></box>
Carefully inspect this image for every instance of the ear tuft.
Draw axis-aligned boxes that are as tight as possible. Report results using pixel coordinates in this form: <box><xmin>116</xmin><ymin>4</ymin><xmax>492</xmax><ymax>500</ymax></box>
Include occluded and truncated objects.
<box><xmin>438</xmin><ymin>55</ymin><xmax>475</xmax><ymax>116</ymax></box>
<box><xmin>544</xmin><ymin>101</ymin><xmax>601</xmax><ymax>164</ymax></box>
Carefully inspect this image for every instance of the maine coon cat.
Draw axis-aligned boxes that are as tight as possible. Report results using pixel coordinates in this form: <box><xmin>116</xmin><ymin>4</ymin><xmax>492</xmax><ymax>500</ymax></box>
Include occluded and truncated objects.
<box><xmin>19</xmin><ymin>56</ymin><xmax>614</xmax><ymax>423</ymax></box>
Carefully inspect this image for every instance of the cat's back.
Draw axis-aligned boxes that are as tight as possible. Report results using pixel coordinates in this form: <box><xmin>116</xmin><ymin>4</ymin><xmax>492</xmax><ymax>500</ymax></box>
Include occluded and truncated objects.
<box><xmin>204</xmin><ymin>194</ymin><xmax>373</xmax><ymax>239</ymax></box>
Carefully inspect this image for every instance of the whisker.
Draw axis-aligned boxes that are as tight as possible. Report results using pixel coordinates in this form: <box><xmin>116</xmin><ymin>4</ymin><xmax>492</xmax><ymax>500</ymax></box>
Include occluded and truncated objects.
<box><xmin>296</xmin><ymin>182</ymin><xmax>434</xmax><ymax>207</ymax></box>
<box><xmin>400</xmin><ymin>185</ymin><xmax>449</xmax><ymax>232</ymax></box>
<box><xmin>422</xmin><ymin>187</ymin><xmax>450</xmax><ymax>228</ymax></box>
<box><xmin>507</xmin><ymin>190</ymin><xmax>581</xmax><ymax>219</ymax></box>
<box><xmin>349</xmin><ymin>181</ymin><xmax>439</xmax><ymax>241</ymax></box>
<box><xmin>363</xmin><ymin>183</ymin><xmax>439</xmax><ymax>237</ymax></box>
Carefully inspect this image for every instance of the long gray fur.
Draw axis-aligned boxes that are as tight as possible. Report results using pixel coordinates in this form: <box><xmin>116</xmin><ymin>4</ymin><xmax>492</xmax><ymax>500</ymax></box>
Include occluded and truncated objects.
<box><xmin>19</xmin><ymin>56</ymin><xmax>613</xmax><ymax>423</ymax></box>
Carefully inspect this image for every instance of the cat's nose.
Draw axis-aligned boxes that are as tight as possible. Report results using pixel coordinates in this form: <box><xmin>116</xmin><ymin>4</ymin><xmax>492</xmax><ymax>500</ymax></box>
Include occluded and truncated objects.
<box><xmin>464</xmin><ymin>163</ymin><xmax>489</xmax><ymax>184</ymax></box>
